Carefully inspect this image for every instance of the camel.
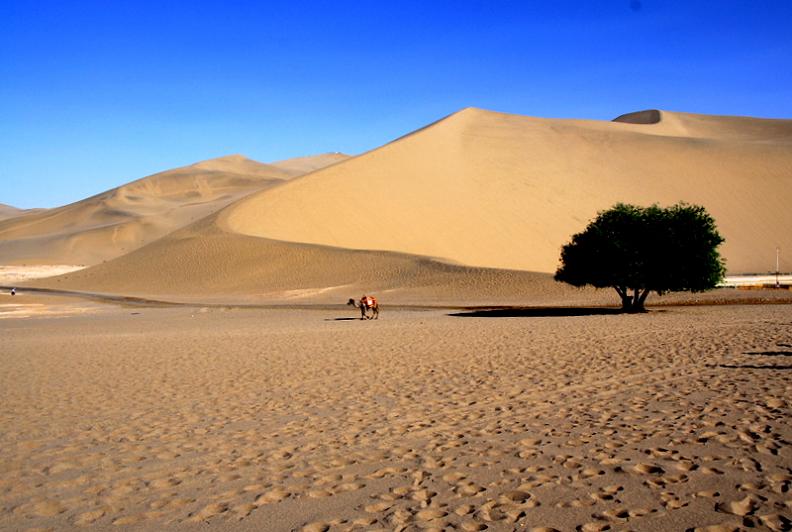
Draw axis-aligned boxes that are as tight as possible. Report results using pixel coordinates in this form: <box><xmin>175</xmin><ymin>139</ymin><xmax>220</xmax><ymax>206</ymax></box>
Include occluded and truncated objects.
<box><xmin>347</xmin><ymin>295</ymin><xmax>379</xmax><ymax>320</ymax></box>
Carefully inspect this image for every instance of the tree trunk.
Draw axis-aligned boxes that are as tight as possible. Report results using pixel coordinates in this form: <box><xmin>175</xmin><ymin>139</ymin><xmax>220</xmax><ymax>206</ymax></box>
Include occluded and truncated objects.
<box><xmin>613</xmin><ymin>287</ymin><xmax>650</xmax><ymax>312</ymax></box>
<box><xmin>637</xmin><ymin>288</ymin><xmax>651</xmax><ymax>309</ymax></box>
<box><xmin>614</xmin><ymin>286</ymin><xmax>630</xmax><ymax>310</ymax></box>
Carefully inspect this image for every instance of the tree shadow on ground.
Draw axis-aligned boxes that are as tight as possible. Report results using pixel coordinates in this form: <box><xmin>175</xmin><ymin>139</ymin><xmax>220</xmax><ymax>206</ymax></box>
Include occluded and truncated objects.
<box><xmin>324</xmin><ymin>317</ymin><xmax>361</xmax><ymax>321</ymax></box>
<box><xmin>744</xmin><ymin>351</ymin><xmax>792</xmax><ymax>357</ymax></box>
<box><xmin>449</xmin><ymin>307</ymin><xmax>626</xmax><ymax>318</ymax></box>
<box><xmin>716</xmin><ymin>364</ymin><xmax>792</xmax><ymax>371</ymax></box>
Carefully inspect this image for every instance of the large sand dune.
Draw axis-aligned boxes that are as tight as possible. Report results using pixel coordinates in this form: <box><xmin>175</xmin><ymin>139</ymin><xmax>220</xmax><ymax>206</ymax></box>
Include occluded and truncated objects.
<box><xmin>225</xmin><ymin>108</ymin><xmax>792</xmax><ymax>274</ymax></box>
<box><xmin>0</xmin><ymin>154</ymin><xmax>347</xmax><ymax>266</ymax></box>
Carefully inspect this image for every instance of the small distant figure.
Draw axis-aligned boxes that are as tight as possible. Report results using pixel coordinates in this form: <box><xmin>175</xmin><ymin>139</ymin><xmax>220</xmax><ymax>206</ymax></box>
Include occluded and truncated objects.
<box><xmin>347</xmin><ymin>294</ymin><xmax>379</xmax><ymax>320</ymax></box>
<box><xmin>10</xmin><ymin>288</ymin><xmax>15</xmax><ymax>296</ymax></box>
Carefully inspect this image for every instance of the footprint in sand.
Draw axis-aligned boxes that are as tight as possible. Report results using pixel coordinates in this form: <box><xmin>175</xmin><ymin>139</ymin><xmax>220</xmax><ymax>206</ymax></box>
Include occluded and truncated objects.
<box><xmin>32</xmin><ymin>500</ymin><xmax>67</xmax><ymax>517</ymax></box>
<box><xmin>455</xmin><ymin>504</ymin><xmax>475</xmax><ymax>516</ymax></box>
<box><xmin>254</xmin><ymin>487</ymin><xmax>290</xmax><ymax>505</ymax></box>
<box><xmin>366</xmin><ymin>466</ymin><xmax>405</xmax><ymax>479</ymax></box>
<box><xmin>460</xmin><ymin>521</ymin><xmax>488</xmax><ymax>531</ymax></box>
<box><xmin>715</xmin><ymin>495</ymin><xmax>761</xmax><ymax>516</ymax></box>
<box><xmin>112</xmin><ymin>514</ymin><xmax>146</xmax><ymax>526</ymax></box>
<box><xmin>302</xmin><ymin>522</ymin><xmax>330</xmax><ymax>532</ymax></box>
<box><xmin>416</xmin><ymin>508</ymin><xmax>448</xmax><ymax>521</ymax></box>
<box><xmin>632</xmin><ymin>463</ymin><xmax>665</xmax><ymax>475</ymax></box>
<box><xmin>577</xmin><ymin>522</ymin><xmax>611</xmax><ymax>531</ymax></box>
<box><xmin>74</xmin><ymin>508</ymin><xmax>105</xmax><ymax>526</ymax></box>
<box><xmin>231</xmin><ymin>503</ymin><xmax>256</xmax><ymax>518</ymax></box>
<box><xmin>188</xmin><ymin>502</ymin><xmax>229</xmax><ymax>522</ymax></box>
<box><xmin>363</xmin><ymin>501</ymin><xmax>392</xmax><ymax>513</ymax></box>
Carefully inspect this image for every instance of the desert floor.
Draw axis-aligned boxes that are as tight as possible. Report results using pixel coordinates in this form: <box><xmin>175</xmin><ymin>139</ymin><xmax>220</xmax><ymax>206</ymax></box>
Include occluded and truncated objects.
<box><xmin>1</xmin><ymin>295</ymin><xmax>791</xmax><ymax>531</ymax></box>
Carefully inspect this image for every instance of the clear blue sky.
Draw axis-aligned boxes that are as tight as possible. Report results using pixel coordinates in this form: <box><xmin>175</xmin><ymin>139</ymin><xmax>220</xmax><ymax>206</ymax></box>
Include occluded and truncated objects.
<box><xmin>2</xmin><ymin>1</ymin><xmax>791</xmax><ymax>208</ymax></box>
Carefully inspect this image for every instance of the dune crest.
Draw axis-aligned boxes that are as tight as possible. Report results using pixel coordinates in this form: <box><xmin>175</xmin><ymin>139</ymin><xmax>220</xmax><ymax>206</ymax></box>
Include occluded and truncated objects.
<box><xmin>613</xmin><ymin>109</ymin><xmax>662</xmax><ymax>125</ymax></box>
<box><xmin>614</xmin><ymin>109</ymin><xmax>792</xmax><ymax>140</ymax></box>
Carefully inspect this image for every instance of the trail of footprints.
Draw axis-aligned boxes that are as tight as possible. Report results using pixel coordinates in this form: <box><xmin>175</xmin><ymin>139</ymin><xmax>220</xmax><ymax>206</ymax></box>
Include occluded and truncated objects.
<box><xmin>1</xmin><ymin>312</ymin><xmax>790</xmax><ymax>530</ymax></box>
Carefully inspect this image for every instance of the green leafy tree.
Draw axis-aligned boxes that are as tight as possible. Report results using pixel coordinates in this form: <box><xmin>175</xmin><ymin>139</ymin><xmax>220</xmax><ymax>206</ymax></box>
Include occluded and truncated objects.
<box><xmin>555</xmin><ymin>202</ymin><xmax>726</xmax><ymax>312</ymax></box>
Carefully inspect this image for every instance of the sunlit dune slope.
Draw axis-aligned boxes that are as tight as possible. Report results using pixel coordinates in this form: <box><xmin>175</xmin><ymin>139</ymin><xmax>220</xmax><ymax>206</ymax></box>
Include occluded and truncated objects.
<box><xmin>0</xmin><ymin>154</ymin><xmax>341</xmax><ymax>266</ymax></box>
<box><xmin>271</xmin><ymin>152</ymin><xmax>350</xmax><ymax>174</ymax></box>
<box><xmin>225</xmin><ymin>108</ymin><xmax>792</xmax><ymax>274</ymax></box>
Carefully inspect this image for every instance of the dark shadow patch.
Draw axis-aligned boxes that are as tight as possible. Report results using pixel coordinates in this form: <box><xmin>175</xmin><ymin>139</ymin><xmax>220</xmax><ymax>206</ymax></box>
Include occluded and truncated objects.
<box><xmin>719</xmin><ymin>364</ymin><xmax>792</xmax><ymax>370</ymax></box>
<box><xmin>777</xmin><ymin>343</ymin><xmax>792</xmax><ymax>348</ymax></box>
<box><xmin>449</xmin><ymin>307</ymin><xmax>625</xmax><ymax>318</ymax></box>
<box><xmin>744</xmin><ymin>351</ymin><xmax>792</xmax><ymax>357</ymax></box>
<box><xmin>324</xmin><ymin>317</ymin><xmax>362</xmax><ymax>321</ymax></box>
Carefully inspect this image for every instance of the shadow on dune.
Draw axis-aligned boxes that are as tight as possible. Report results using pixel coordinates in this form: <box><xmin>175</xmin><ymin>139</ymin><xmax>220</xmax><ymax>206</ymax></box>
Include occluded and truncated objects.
<box><xmin>744</xmin><ymin>350</ymin><xmax>792</xmax><ymax>357</ymax></box>
<box><xmin>718</xmin><ymin>364</ymin><xmax>792</xmax><ymax>371</ymax></box>
<box><xmin>449</xmin><ymin>307</ymin><xmax>625</xmax><ymax>318</ymax></box>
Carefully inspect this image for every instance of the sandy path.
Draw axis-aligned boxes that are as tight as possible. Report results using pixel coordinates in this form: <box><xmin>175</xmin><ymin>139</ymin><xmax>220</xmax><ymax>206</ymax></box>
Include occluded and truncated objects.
<box><xmin>1</xmin><ymin>305</ymin><xmax>790</xmax><ymax>531</ymax></box>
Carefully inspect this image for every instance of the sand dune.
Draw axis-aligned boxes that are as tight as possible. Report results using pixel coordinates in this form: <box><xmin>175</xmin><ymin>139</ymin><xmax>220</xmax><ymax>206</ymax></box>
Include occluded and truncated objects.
<box><xmin>225</xmin><ymin>108</ymin><xmax>792</xmax><ymax>275</ymax></box>
<box><xmin>35</xmin><ymin>212</ymin><xmax>792</xmax><ymax>307</ymax></box>
<box><xmin>0</xmin><ymin>203</ymin><xmax>41</xmax><ymax>222</ymax></box>
<box><xmin>271</xmin><ymin>152</ymin><xmax>350</xmax><ymax>174</ymax></box>
<box><xmin>0</xmin><ymin>154</ymin><xmax>345</xmax><ymax>266</ymax></box>
<box><xmin>0</xmin><ymin>203</ymin><xmax>23</xmax><ymax>221</ymax></box>
<box><xmin>18</xmin><ymin>107</ymin><xmax>792</xmax><ymax>304</ymax></box>
<box><xmin>614</xmin><ymin>109</ymin><xmax>792</xmax><ymax>140</ymax></box>
<box><xmin>36</xmin><ymin>214</ymin><xmax>606</xmax><ymax>306</ymax></box>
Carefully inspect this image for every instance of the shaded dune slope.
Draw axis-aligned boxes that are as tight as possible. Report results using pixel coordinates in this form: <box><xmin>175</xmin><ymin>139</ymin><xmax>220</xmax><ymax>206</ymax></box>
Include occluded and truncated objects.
<box><xmin>37</xmin><ymin>213</ymin><xmax>595</xmax><ymax>305</ymax></box>
<box><xmin>225</xmin><ymin>108</ymin><xmax>792</xmax><ymax>274</ymax></box>
<box><xmin>0</xmin><ymin>154</ymin><xmax>341</xmax><ymax>266</ymax></box>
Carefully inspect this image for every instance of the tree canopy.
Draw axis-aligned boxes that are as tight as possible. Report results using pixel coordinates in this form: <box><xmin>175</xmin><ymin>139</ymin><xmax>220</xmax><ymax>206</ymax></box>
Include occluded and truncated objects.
<box><xmin>554</xmin><ymin>202</ymin><xmax>726</xmax><ymax>311</ymax></box>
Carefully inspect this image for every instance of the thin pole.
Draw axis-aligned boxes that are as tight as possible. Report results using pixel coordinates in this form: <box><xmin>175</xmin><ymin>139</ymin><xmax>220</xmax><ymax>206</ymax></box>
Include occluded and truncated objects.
<box><xmin>777</xmin><ymin>247</ymin><xmax>781</xmax><ymax>288</ymax></box>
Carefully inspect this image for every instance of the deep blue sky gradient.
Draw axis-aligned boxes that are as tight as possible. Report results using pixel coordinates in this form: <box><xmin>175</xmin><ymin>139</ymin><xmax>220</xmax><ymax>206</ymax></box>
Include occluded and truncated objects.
<box><xmin>2</xmin><ymin>1</ymin><xmax>791</xmax><ymax>208</ymax></box>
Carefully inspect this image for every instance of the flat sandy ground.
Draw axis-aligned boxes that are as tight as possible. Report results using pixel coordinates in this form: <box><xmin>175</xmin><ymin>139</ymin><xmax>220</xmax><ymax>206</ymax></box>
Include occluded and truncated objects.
<box><xmin>1</xmin><ymin>297</ymin><xmax>791</xmax><ymax>531</ymax></box>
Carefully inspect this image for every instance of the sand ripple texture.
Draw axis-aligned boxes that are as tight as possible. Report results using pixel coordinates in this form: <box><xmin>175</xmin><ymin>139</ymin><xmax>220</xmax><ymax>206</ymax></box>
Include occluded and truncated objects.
<box><xmin>1</xmin><ymin>305</ymin><xmax>791</xmax><ymax>531</ymax></box>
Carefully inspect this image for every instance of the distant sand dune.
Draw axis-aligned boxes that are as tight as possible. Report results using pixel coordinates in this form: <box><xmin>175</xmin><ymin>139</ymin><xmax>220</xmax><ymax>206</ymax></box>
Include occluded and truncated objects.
<box><xmin>0</xmin><ymin>154</ymin><xmax>348</xmax><ymax>266</ymax></box>
<box><xmin>0</xmin><ymin>203</ymin><xmax>42</xmax><ymax>222</ymax></box>
<box><xmin>0</xmin><ymin>203</ymin><xmax>24</xmax><ymax>221</ymax></box>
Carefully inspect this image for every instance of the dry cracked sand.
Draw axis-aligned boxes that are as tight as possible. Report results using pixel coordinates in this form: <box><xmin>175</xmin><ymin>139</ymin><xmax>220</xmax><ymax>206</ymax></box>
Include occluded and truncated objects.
<box><xmin>1</xmin><ymin>300</ymin><xmax>791</xmax><ymax>531</ymax></box>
